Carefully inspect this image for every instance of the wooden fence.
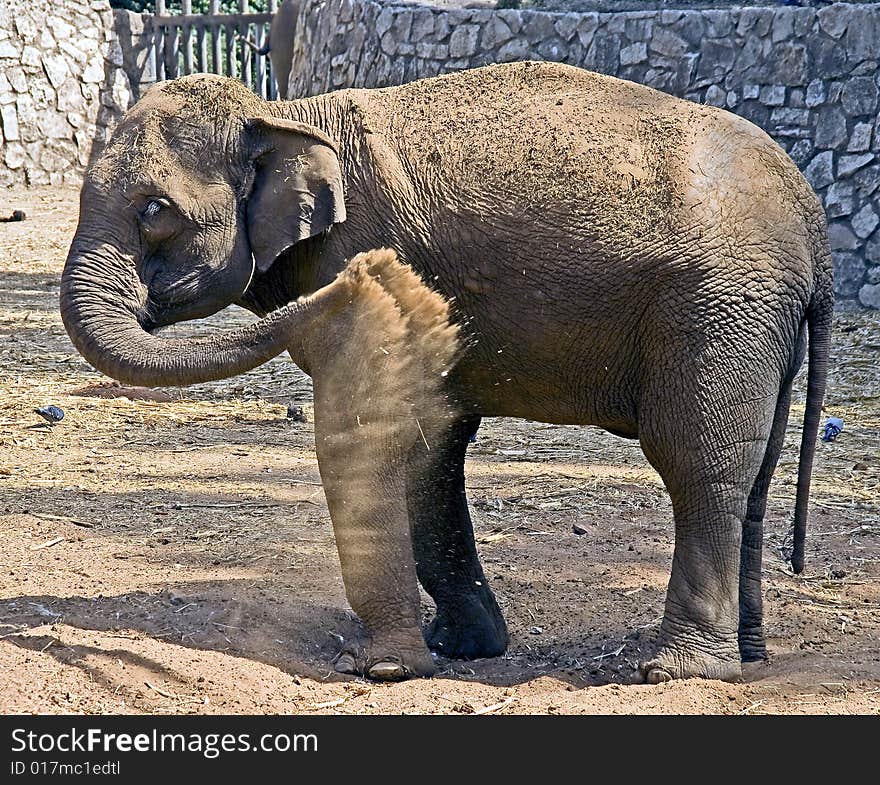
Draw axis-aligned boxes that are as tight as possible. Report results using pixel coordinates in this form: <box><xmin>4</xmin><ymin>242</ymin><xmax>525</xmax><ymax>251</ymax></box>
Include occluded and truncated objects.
<box><xmin>152</xmin><ymin>1</ymin><xmax>279</xmax><ymax>99</ymax></box>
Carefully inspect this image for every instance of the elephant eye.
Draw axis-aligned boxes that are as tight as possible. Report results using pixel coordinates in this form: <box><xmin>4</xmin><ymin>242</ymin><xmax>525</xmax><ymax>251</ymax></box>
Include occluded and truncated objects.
<box><xmin>142</xmin><ymin>197</ymin><xmax>171</xmax><ymax>219</ymax></box>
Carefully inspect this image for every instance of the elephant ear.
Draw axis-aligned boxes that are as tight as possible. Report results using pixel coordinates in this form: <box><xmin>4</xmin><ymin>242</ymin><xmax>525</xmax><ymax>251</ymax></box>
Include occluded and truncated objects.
<box><xmin>245</xmin><ymin>116</ymin><xmax>346</xmax><ymax>272</ymax></box>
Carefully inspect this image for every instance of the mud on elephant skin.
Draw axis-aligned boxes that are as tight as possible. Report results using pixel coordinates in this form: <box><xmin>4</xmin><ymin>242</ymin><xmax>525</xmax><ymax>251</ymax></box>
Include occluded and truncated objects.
<box><xmin>60</xmin><ymin>61</ymin><xmax>833</xmax><ymax>684</ymax></box>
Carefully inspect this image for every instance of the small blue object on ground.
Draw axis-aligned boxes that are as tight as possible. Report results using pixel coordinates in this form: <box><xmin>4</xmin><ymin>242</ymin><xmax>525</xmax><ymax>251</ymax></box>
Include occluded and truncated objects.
<box><xmin>35</xmin><ymin>405</ymin><xmax>64</xmax><ymax>424</ymax></box>
<box><xmin>821</xmin><ymin>417</ymin><xmax>844</xmax><ymax>442</ymax></box>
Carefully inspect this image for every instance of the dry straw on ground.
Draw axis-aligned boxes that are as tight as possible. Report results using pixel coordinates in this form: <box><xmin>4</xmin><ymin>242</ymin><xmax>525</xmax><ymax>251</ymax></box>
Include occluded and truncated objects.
<box><xmin>0</xmin><ymin>185</ymin><xmax>877</xmax><ymax>714</ymax></box>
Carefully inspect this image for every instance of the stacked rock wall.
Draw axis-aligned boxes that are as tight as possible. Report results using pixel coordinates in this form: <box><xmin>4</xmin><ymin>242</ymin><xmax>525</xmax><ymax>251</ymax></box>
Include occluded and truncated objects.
<box><xmin>289</xmin><ymin>0</ymin><xmax>880</xmax><ymax>309</ymax></box>
<box><xmin>2</xmin><ymin>0</ymin><xmax>878</xmax><ymax>307</ymax></box>
<box><xmin>0</xmin><ymin>0</ymin><xmax>151</xmax><ymax>188</ymax></box>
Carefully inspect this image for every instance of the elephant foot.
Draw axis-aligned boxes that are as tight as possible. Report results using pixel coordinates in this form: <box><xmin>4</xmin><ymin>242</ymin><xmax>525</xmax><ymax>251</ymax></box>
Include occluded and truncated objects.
<box><xmin>426</xmin><ymin>589</ymin><xmax>509</xmax><ymax>660</ymax></box>
<box><xmin>639</xmin><ymin>643</ymin><xmax>743</xmax><ymax>684</ymax></box>
<box><xmin>738</xmin><ymin>625</ymin><xmax>768</xmax><ymax>663</ymax></box>
<box><xmin>333</xmin><ymin>633</ymin><xmax>436</xmax><ymax>682</ymax></box>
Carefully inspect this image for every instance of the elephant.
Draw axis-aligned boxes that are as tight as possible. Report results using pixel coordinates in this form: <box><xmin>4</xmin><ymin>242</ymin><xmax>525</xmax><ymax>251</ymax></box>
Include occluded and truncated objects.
<box><xmin>258</xmin><ymin>0</ymin><xmax>301</xmax><ymax>99</ymax></box>
<box><xmin>60</xmin><ymin>61</ymin><xmax>834</xmax><ymax>683</ymax></box>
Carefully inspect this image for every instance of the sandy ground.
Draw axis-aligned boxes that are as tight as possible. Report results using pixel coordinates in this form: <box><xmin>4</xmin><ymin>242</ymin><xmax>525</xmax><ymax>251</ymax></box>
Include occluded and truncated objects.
<box><xmin>0</xmin><ymin>185</ymin><xmax>878</xmax><ymax>715</ymax></box>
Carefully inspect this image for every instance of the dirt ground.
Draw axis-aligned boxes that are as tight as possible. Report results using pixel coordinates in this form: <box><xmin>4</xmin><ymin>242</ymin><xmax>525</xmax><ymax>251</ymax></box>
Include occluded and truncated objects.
<box><xmin>0</xmin><ymin>185</ymin><xmax>878</xmax><ymax>715</ymax></box>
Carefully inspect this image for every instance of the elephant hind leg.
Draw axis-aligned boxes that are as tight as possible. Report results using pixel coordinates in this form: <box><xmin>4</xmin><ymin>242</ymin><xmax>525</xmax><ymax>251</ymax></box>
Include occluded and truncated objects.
<box><xmin>637</xmin><ymin>356</ymin><xmax>781</xmax><ymax>683</ymax></box>
<box><xmin>739</xmin><ymin>381</ymin><xmax>793</xmax><ymax>663</ymax></box>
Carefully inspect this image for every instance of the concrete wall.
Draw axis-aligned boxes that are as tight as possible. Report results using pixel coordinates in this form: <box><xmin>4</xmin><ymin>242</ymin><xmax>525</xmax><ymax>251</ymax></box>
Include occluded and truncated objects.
<box><xmin>288</xmin><ymin>0</ymin><xmax>880</xmax><ymax>309</ymax></box>
<box><xmin>0</xmin><ymin>0</ymin><xmax>152</xmax><ymax>188</ymax></box>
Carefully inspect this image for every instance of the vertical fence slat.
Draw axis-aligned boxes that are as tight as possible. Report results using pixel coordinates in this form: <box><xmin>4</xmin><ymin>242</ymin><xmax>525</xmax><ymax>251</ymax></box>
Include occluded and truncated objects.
<box><xmin>163</xmin><ymin>25</ymin><xmax>170</xmax><ymax>80</ymax></box>
<box><xmin>240</xmin><ymin>1</ymin><xmax>251</xmax><ymax>90</ymax></box>
<box><xmin>261</xmin><ymin>2</ymin><xmax>273</xmax><ymax>97</ymax></box>
<box><xmin>266</xmin><ymin>0</ymin><xmax>276</xmax><ymax>90</ymax></box>
<box><xmin>266</xmin><ymin>7</ymin><xmax>277</xmax><ymax>101</ymax></box>
<box><xmin>211</xmin><ymin>0</ymin><xmax>222</xmax><ymax>76</ymax></box>
<box><xmin>263</xmin><ymin>0</ymin><xmax>278</xmax><ymax>101</ymax></box>
<box><xmin>241</xmin><ymin>24</ymin><xmax>252</xmax><ymax>89</ymax></box>
<box><xmin>182</xmin><ymin>0</ymin><xmax>193</xmax><ymax>75</ymax></box>
<box><xmin>155</xmin><ymin>0</ymin><xmax>167</xmax><ymax>81</ymax></box>
<box><xmin>225</xmin><ymin>22</ymin><xmax>236</xmax><ymax>80</ymax></box>
<box><xmin>164</xmin><ymin>24</ymin><xmax>179</xmax><ymax>80</ymax></box>
<box><xmin>196</xmin><ymin>22</ymin><xmax>207</xmax><ymax>73</ymax></box>
<box><xmin>155</xmin><ymin>25</ymin><xmax>165</xmax><ymax>81</ymax></box>
<box><xmin>255</xmin><ymin>24</ymin><xmax>266</xmax><ymax>99</ymax></box>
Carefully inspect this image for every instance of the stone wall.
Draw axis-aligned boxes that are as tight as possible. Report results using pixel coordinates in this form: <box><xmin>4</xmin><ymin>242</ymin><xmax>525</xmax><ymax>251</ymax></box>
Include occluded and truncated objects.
<box><xmin>3</xmin><ymin>1</ymin><xmax>878</xmax><ymax>307</ymax></box>
<box><xmin>288</xmin><ymin>0</ymin><xmax>880</xmax><ymax>309</ymax></box>
<box><xmin>0</xmin><ymin>0</ymin><xmax>152</xmax><ymax>188</ymax></box>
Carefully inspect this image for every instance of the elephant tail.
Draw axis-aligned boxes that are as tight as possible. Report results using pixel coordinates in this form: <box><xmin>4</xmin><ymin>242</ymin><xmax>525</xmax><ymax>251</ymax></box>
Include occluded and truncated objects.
<box><xmin>258</xmin><ymin>33</ymin><xmax>271</xmax><ymax>56</ymax></box>
<box><xmin>791</xmin><ymin>240</ymin><xmax>834</xmax><ymax>574</ymax></box>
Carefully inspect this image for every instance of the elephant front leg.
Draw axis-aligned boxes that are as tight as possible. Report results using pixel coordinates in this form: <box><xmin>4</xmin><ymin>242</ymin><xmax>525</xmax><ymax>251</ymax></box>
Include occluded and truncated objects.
<box><xmin>407</xmin><ymin>416</ymin><xmax>509</xmax><ymax>660</ymax></box>
<box><xmin>316</xmin><ymin>424</ymin><xmax>435</xmax><ymax>682</ymax></box>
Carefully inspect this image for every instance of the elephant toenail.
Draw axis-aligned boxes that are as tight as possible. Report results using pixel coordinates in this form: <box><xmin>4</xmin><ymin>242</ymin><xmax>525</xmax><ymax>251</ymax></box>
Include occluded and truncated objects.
<box><xmin>647</xmin><ymin>668</ymin><xmax>673</xmax><ymax>685</ymax></box>
<box><xmin>333</xmin><ymin>653</ymin><xmax>358</xmax><ymax>674</ymax></box>
<box><xmin>368</xmin><ymin>661</ymin><xmax>406</xmax><ymax>681</ymax></box>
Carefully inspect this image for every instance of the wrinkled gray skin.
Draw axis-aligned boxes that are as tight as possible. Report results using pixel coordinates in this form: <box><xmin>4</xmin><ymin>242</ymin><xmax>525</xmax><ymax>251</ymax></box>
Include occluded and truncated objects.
<box><xmin>259</xmin><ymin>0</ymin><xmax>300</xmax><ymax>98</ymax></box>
<box><xmin>61</xmin><ymin>62</ymin><xmax>834</xmax><ymax>683</ymax></box>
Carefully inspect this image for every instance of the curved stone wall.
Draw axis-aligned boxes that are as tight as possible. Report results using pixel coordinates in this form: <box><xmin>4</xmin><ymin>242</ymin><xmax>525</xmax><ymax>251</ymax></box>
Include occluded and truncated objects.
<box><xmin>288</xmin><ymin>0</ymin><xmax>880</xmax><ymax>309</ymax></box>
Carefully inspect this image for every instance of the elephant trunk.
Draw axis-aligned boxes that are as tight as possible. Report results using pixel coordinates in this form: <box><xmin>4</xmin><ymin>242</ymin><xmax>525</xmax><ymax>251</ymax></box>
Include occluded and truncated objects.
<box><xmin>60</xmin><ymin>238</ymin><xmax>318</xmax><ymax>387</ymax></box>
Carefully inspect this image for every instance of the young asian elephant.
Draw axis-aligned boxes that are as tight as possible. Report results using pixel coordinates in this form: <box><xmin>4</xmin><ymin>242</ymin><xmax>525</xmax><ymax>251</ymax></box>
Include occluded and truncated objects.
<box><xmin>60</xmin><ymin>61</ymin><xmax>833</xmax><ymax>683</ymax></box>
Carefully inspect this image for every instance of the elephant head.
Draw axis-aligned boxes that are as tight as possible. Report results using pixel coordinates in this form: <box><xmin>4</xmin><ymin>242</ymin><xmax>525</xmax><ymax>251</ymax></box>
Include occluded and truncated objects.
<box><xmin>61</xmin><ymin>74</ymin><xmax>346</xmax><ymax>386</ymax></box>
